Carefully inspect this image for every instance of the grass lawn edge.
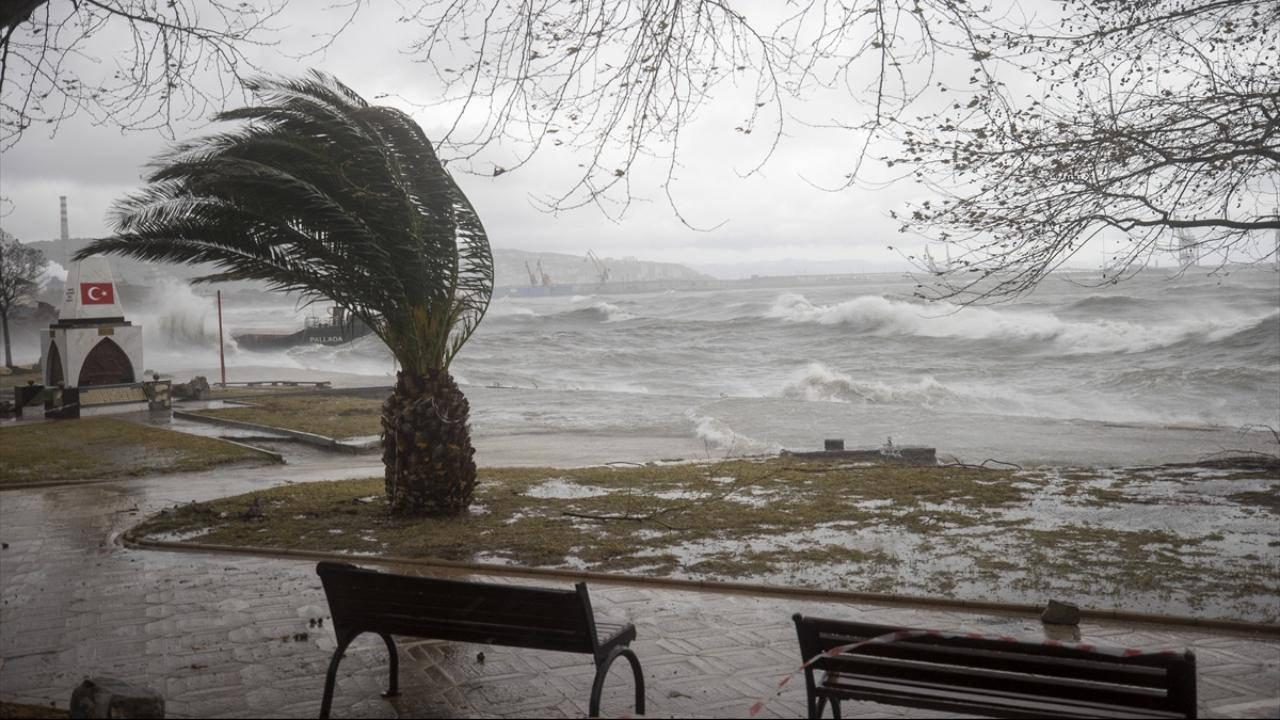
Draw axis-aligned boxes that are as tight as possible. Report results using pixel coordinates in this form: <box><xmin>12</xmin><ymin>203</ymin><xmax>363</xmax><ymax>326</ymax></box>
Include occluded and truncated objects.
<box><xmin>0</xmin><ymin>418</ymin><xmax>285</xmax><ymax>488</ymax></box>
<box><xmin>120</xmin><ymin>526</ymin><xmax>1280</xmax><ymax>637</ymax></box>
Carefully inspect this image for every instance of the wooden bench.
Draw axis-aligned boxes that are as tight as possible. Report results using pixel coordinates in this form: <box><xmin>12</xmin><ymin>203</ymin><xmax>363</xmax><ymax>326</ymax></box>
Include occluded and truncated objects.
<box><xmin>793</xmin><ymin>615</ymin><xmax>1196</xmax><ymax>719</ymax></box>
<box><xmin>316</xmin><ymin>562</ymin><xmax>645</xmax><ymax>718</ymax></box>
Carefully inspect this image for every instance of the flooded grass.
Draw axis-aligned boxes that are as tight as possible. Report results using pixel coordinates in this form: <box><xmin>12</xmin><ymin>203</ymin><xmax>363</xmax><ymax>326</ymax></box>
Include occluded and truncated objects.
<box><xmin>0</xmin><ymin>418</ymin><xmax>274</xmax><ymax>486</ymax></box>
<box><xmin>132</xmin><ymin>456</ymin><xmax>1280</xmax><ymax>623</ymax></box>
<box><xmin>190</xmin><ymin>394</ymin><xmax>382</xmax><ymax>439</ymax></box>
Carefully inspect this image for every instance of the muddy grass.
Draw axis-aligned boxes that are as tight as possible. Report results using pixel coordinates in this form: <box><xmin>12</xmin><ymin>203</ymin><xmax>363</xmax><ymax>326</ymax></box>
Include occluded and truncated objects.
<box><xmin>189</xmin><ymin>394</ymin><xmax>382</xmax><ymax>439</ymax></box>
<box><xmin>133</xmin><ymin>455</ymin><xmax>1280</xmax><ymax>623</ymax></box>
<box><xmin>0</xmin><ymin>702</ymin><xmax>67</xmax><ymax>719</ymax></box>
<box><xmin>0</xmin><ymin>418</ymin><xmax>276</xmax><ymax>486</ymax></box>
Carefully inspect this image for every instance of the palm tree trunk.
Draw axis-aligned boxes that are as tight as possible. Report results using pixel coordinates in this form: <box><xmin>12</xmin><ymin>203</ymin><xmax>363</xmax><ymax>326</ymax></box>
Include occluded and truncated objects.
<box><xmin>381</xmin><ymin>369</ymin><xmax>478</xmax><ymax>516</ymax></box>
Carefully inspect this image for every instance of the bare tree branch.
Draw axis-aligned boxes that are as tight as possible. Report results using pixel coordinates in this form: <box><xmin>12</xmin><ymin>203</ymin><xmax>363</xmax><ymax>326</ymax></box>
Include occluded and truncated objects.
<box><xmin>0</xmin><ymin>0</ymin><xmax>363</xmax><ymax>148</ymax></box>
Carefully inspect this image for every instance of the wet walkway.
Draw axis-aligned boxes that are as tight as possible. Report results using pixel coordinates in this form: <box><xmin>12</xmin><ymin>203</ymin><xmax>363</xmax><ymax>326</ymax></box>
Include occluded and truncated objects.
<box><xmin>2</xmin><ymin>447</ymin><xmax>1278</xmax><ymax>718</ymax></box>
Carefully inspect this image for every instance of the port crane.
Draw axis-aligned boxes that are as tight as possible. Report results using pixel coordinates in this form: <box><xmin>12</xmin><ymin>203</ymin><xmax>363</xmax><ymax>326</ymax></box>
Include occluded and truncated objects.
<box><xmin>585</xmin><ymin>249</ymin><xmax>611</xmax><ymax>284</ymax></box>
<box><xmin>1175</xmin><ymin>229</ymin><xmax>1198</xmax><ymax>268</ymax></box>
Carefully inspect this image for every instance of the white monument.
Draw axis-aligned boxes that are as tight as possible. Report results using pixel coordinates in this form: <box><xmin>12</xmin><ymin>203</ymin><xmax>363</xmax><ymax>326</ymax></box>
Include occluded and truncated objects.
<box><xmin>40</xmin><ymin>257</ymin><xmax>143</xmax><ymax>387</ymax></box>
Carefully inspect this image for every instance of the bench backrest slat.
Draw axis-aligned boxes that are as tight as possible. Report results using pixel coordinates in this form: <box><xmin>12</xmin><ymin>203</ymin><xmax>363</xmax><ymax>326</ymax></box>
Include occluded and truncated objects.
<box><xmin>318</xmin><ymin>562</ymin><xmax>596</xmax><ymax>654</ymax></box>
<box><xmin>820</xmin><ymin>654</ymin><xmax>1175</xmax><ymax>712</ymax></box>
<box><xmin>795</xmin><ymin>616</ymin><xmax>1196</xmax><ymax>719</ymax></box>
<box><xmin>831</xmin><ymin>679</ymin><xmax>1171</xmax><ymax>720</ymax></box>
<box><xmin>804</xmin><ymin>620</ymin><xmax>1189</xmax><ymax>670</ymax></box>
<box><xmin>835</xmin><ymin>637</ymin><xmax>1171</xmax><ymax>687</ymax></box>
<box><xmin>814</xmin><ymin>630</ymin><xmax>1172</xmax><ymax>686</ymax></box>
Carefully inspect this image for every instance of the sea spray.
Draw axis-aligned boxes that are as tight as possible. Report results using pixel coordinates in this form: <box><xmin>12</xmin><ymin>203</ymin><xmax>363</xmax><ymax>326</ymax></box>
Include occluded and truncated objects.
<box><xmin>780</xmin><ymin>362</ymin><xmax>963</xmax><ymax>407</ymax></box>
<box><xmin>138</xmin><ymin>279</ymin><xmax>222</xmax><ymax>349</ymax></box>
<box><xmin>685</xmin><ymin>409</ymin><xmax>773</xmax><ymax>454</ymax></box>
<box><xmin>764</xmin><ymin>292</ymin><xmax>1265</xmax><ymax>354</ymax></box>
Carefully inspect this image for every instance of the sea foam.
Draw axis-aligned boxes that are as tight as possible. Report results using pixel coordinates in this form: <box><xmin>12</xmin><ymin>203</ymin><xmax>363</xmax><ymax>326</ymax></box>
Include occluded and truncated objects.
<box><xmin>765</xmin><ymin>292</ymin><xmax>1258</xmax><ymax>354</ymax></box>
<box><xmin>780</xmin><ymin>362</ymin><xmax>963</xmax><ymax>406</ymax></box>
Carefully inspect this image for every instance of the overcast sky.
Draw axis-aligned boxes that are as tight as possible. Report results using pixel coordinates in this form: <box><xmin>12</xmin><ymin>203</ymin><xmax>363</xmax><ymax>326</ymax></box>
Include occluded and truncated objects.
<box><xmin>0</xmin><ymin>1</ymin><xmax>1113</xmax><ymax>276</ymax></box>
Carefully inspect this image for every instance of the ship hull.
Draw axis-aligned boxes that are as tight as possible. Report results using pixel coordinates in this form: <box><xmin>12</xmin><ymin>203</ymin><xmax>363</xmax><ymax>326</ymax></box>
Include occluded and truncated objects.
<box><xmin>233</xmin><ymin>321</ymin><xmax>373</xmax><ymax>352</ymax></box>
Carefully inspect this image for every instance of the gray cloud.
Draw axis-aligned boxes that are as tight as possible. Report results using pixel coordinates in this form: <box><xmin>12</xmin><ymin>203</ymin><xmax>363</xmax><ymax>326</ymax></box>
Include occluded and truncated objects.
<box><xmin>1</xmin><ymin>2</ymin><xmax>924</xmax><ymax>272</ymax></box>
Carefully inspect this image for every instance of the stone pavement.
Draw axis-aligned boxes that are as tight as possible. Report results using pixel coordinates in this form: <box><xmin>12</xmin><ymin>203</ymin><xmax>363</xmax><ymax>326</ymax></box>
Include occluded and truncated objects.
<box><xmin>2</xmin><ymin>444</ymin><xmax>1278</xmax><ymax>718</ymax></box>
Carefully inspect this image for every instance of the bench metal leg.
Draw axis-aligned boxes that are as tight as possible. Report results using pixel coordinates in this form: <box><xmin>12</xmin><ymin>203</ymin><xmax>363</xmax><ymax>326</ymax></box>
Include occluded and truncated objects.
<box><xmin>589</xmin><ymin>646</ymin><xmax>645</xmax><ymax>718</ymax></box>
<box><xmin>319</xmin><ymin>636</ymin><xmax>353</xmax><ymax>720</ymax></box>
<box><xmin>380</xmin><ymin>633</ymin><xmax>400</xmax><ymax>698</ymax></box>
<box><xmin>813</xmin><ymin>694</ymin><xmax>841</xmax><ymax>719</ymax></box>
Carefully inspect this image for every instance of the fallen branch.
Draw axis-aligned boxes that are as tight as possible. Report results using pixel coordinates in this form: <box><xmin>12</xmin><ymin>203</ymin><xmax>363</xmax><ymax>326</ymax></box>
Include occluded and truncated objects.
<box><xmin>562</xmin><ymin>510</ymin><xmax>646</xmax><ymax>522</ymax></box>
<box><xmin>941</xmin><ymin>457</ymin><xmax>1024</xmax><ymax>471</ymax></box>
<box><xmin>561</xmin><ymin>481</ymin><xmax>746</xmax><ymax>531</ymax></box>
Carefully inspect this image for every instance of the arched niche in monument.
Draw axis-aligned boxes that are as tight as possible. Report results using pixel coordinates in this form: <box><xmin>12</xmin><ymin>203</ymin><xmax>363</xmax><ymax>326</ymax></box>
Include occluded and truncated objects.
<box><xmin>47</xmin><ymin>341</ymin><xmax>64</xmax><ymax>386</ymax></box>
<box><xmin>78</xmin><ymin>337</ymin><xmax>135</xmax><ymax>386</ymax></box>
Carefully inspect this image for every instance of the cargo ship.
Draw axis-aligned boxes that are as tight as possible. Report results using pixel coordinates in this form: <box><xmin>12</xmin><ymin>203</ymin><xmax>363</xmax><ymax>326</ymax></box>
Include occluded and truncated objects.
<box><xmin>233</xmin><ymin>306</ymin><xmax>374</xmax><ymax>351</ymax></box>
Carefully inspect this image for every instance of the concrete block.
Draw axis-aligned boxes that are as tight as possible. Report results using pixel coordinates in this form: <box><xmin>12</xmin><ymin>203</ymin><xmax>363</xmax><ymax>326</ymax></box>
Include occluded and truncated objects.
<box><xmin>1040</xmin><ymin>599</ymin><xmax>1081</xmax><ymax>626</ymax></box>
<box><xmin>70</xmin><ymin>677</ymin><xmax>165</xmax><ymax>718</ymax></box>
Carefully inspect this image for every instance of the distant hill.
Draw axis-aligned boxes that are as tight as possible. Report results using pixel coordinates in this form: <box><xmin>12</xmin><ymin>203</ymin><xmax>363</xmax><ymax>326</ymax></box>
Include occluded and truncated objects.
<box><xmin>492</xmin><ymin>248</ymin><xmax>708</xmax><ymax>288</ymax></box>
<box><xmin>16</xmin><ymin>235</ymin><xmax>707</xmax><ymax>291</ymax></box>
<box><xmin>23</xmin><ymin>235</ymin><xmax>223</xmax><ymax>286</ymax></box>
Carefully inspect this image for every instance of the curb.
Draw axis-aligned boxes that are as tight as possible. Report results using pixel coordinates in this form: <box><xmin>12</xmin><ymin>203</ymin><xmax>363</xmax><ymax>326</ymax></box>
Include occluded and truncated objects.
<box><xmin>210</xmin><ymin>437</ymin><xmax>286</xmax><ymax>464</ymax></box>
<box><xmin>0</xmin><ymin>453</ymin><xmax>280</xmax><ymax>492</ymax></box>
<box><xmin>197</xmin><ymin>385</ymin><xmax>392</xmax><ymax>403</ymax></box>
<box><xmin>122</xmin><ymin>532</ymin><xmax>1280</xmax><ymax>637</ymax></box>
<box><xmin>173</xmin><ymin>411</ymin><xmax>376</xmax><ymax>454</ymax></box>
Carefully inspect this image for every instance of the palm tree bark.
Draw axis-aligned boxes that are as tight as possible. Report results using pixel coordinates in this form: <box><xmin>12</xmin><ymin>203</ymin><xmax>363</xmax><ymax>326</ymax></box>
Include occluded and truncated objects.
<box><xmin>382</xmin><ymin>369</ymin><xmax>477</xmax><ymax>516</ymax></box>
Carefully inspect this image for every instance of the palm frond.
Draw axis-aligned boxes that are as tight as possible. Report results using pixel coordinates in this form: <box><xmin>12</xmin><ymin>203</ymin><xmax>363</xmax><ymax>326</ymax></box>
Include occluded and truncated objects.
<box><xmin>75</xmin><ymin>71</ymin><xmax>493</xmax><ymax>374</ymax></box>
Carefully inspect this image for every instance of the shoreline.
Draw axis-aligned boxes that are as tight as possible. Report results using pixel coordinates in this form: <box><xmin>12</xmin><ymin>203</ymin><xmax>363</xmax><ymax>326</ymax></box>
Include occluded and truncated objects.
<box><xmin>5</xmin><ymin>358</ymin><xmax>1278</xmax><ymax>469</ymax></box>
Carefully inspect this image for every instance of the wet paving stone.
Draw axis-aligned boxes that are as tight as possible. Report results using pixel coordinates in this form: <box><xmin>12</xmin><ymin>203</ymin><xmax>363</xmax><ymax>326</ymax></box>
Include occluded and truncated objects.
<box><xmin>2</xmin><ymin>457</ymin><xmax>1278</xmax><ymax>718</ymax></box>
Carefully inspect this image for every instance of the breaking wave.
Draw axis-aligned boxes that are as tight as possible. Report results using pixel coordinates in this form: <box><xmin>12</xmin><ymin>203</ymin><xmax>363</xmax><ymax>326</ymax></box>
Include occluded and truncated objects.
<box><xmin>764</xmin><ymin>292</ymin><xmax>1260</xmax><ymax>355</ymax></box>
<box><xmin>486</xmin><ymin>298</ymin><xmax>538</xmax><ymax>319</ymax></box>
<box><xmin>139</xmin><ymin>280</ymin><xmax>221</xmax><ymax>347</ymax></box>
<box><xmin>1210</xmin><ymin>312</ymin><xmax>1279</xmax><ymax>354</ymax></box>
<box><xmin>1063</xmin><ymin>294</ymin><xmax>1157</xmax><ymax>314</ymax></box>
<box><xmin>685</xmin><ymin>409</ymin><xmax>772</xmax><ymax>452</ymax></box>
<box><xmin>780</xmin><ymin>362</ymin><xmax>967</xmax><ymax>407</ymax></box>
<box><xmin>560</xmin><ymin>301</ymin><xmax>637</xmax><ymax>323</ymax></box>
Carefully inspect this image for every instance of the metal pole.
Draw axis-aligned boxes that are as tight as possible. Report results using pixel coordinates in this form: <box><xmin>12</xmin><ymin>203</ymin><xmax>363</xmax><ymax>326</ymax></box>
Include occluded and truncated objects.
<box><xmin>216</xmin><ymin>290</ymin><xmax>226</xmax><ymax>386</ymax></box>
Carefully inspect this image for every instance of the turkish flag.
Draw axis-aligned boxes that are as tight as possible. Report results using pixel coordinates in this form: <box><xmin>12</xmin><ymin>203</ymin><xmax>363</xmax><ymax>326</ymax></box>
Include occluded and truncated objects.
<box><xmin>80</xmin><ymin>282</ymin><xmax>115</xmax><ymax>305</ymax></box>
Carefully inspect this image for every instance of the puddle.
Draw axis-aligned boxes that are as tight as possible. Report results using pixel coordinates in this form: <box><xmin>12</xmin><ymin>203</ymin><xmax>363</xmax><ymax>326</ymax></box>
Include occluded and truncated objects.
<box><xmin>473</xmin><ymin>552</ymin><xmax>517</xmax><ymax>566</ymax></box>
<box><xmin>146</xmin><ymin>527</ymin><xmax>217</xmax><ymax>543</ymax></box>
<box><xmin>651</xmin><ymin>489</ymin><xmax>711</xmax><ymax>501</ymax></box>
<box><xmin>524</xmin><ymin>477</ymin><xmax>614</xmax><ymax>499</ymax></box>
<box><xmin>343</xmin><ymin>434</ymin><xmax>381</xmax><ymax>446</ymax></box>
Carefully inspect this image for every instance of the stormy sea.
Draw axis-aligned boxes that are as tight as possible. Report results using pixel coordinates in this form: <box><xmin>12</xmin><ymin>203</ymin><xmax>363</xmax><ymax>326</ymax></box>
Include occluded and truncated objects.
<box><xmin>135</xmin><ymin>265</ymin><xmax>1280</xmax><ymax>467</ymax></box>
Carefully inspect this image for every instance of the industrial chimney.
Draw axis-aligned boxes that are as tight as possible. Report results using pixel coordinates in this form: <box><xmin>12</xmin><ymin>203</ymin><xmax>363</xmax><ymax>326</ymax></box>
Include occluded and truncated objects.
<box><xmin>59</xmin><ymin>195</ymin><xmax>69</xmax><ymax>264</ymax></box>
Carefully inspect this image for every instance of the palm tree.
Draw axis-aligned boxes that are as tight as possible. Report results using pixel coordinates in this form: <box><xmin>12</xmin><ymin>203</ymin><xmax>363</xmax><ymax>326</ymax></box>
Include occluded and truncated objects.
<box><xmin>75</xmin><ymin>71</ymin><xmax>493</xmax><ymax>517</ymax></box>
